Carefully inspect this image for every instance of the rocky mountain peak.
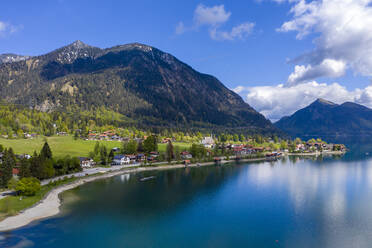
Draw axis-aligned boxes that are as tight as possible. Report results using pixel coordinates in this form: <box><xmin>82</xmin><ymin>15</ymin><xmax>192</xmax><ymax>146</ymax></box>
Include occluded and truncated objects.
<box><xmin>0</xmin><ymin>53</ymin><xmax>30</xmax><ymax>64</ymax></box>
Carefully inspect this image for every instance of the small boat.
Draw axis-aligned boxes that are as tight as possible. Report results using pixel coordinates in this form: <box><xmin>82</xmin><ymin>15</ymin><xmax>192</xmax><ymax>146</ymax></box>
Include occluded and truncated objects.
<box><xmin>139</xmin><ymin>176</ymin><xmax>156</xmax><ymax>182</ymax></box>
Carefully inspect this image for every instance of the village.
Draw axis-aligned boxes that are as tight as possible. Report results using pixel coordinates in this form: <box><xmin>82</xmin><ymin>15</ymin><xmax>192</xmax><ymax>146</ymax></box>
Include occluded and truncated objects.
<box><xmin>0</xmin><ymin>132</ymin><xmax>347</xmax><ymax>181</ymax></box>
<box><xmin>76</xmin><ymin>136</ymin><xmax>347</xmax><ymax>169</ymax></box>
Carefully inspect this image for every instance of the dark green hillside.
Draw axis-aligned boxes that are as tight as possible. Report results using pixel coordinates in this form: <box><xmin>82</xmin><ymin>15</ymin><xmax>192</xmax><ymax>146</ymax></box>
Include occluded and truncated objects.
<box><xmin>0</xmin><ymin>41</ymin><xmax>278</xmax><ymax>134</ymax></box>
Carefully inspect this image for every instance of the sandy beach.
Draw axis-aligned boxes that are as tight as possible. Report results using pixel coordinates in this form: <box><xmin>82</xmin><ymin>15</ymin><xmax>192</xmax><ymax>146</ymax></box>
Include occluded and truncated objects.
<box><xmin>0</xmin><ymin>157</ymin><xmax>269</xmax><ymax>232</ymax></box>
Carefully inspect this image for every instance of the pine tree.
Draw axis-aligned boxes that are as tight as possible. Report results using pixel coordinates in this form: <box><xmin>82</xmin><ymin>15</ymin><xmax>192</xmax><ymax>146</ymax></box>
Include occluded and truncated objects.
<box><xmin>40</xmin><ymin>142</ymin><xmax>53</xmax><ymax>160</ymax></box>
<box><xmin>30</xmin><ymin>151</ymin><xmax>42</xmax><ymax>179</ymax></box>
<box><xmin>166</xmin><ymin>141</ymin><xmax>174</xmax><ymax>163</ymax></box>
<box><xmin>0</xmin><ymin>149</ymin><xmax>14</xmax><ymax>188</ymax></box>
<box><xmin>108</xmin><ymin>149</ymin><xmax>114</xmax><ymax>163</ymax></box>
<box><xmin>19</xmin><ymin>158</ymin><xmax>32</xmax><ymax>178</ymax></box>
<box><xmin>100</xmin><ymin>146</ymin><xmax>108</xmax><ymax>165</ymax></box>
<box><xmin>94</xmin><ymin>142</ymin><xmax>100</xmax><ymax>155</ymax></box>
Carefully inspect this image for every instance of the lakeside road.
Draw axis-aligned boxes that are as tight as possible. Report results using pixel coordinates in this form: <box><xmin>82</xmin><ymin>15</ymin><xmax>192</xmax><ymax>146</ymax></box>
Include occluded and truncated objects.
<box><xmin>0</xmin><ymin>157</ymin><xmax>269</xmax><ymax>232</ymax></box>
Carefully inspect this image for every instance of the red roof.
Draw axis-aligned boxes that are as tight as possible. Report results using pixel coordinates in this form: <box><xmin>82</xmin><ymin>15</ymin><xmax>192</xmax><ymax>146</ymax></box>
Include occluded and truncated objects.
<box><xmin>12</xmin><ymin>168</ymin><xmax>19</xmax><ymax>175</ymax></box>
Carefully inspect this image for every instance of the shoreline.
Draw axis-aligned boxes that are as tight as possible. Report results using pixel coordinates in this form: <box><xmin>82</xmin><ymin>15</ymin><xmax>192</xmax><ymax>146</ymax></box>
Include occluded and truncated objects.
<box><xmin>0</xmin><ymin>156</ymin><xmax>267</xmax><ymax>232</ymax></box>
<box><xmin>0</xmin><ymin>151</ymin><xmax>345</xmax><ymax>232</ymax></box>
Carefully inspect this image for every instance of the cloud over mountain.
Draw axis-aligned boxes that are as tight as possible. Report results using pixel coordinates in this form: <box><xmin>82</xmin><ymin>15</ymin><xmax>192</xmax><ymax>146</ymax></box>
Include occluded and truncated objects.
<box><xmin>235</xmin><ymin>81</ymin><xmax>372</xmax><ymax>121</ymax></box>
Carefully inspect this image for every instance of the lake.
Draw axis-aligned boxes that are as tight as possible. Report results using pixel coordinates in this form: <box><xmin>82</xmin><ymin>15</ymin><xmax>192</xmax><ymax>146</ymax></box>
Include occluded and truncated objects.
<box><xmin>2</xmin><ymin>148</ymin><xmax>372</xmax><ymax>247</ymax></box>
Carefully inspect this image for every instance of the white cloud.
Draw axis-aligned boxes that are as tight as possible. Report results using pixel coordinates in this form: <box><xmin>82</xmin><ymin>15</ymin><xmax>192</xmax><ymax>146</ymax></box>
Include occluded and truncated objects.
<box><xmin>277</xmin><ymin>0</ymin><xmax>372</xmax><ymax>84</ymax></box>
<box><xmin>287</xmin><ymin>59</ymin><xmax>346</xmax><ymax>85</ymax></box>
<box><xmin>176</xmin><ymin>4</ymin><xmax>254</xmax><ymax>41</ymax></box>
<box><xmin>194</xmin><ymin>4</ymin><xmax>231</xmax><ymax>26</ymax></box>
<box><xmin>234</xmin><ymin>81</ymin><xmax>372</xmax><ymax>121</ymax></box>
<box><xmin>0</xmin><ymin>21</ymin><xmax>19</xmax><ymax>37</ymax></box>
<box><xmin>210</xmin><ymin>22</ymin><xmax>255</xmax><ymax>41</ymax></box>
<box><xmin>175</xmin><ymin>22</ymin><xmax>186</xmax><ymax>35</ymax></box>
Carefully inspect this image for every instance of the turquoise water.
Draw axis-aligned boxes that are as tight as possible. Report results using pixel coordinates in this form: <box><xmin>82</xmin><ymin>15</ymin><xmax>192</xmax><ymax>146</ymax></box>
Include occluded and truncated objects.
<box><xmin>2</xmin><ymin>150</ymin><xmax>372</xmax><ymax>247</ymax></box>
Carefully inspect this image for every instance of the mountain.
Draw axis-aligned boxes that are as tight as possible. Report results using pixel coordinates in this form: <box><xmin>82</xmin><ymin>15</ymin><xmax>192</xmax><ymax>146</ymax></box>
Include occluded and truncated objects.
<box><xmin>0</xmin><ymin>53</ymin><xmax>30</xmax><ymax>64</ymax></box>
<box><xmin>0</xmin><ymin>40</ymin><xmax>277</xmax><ymax>133</ymax></box>
<box><xmin>275</xmin><ymin>98</ymin><xmax>372</xmax><ymax>138</ymax></box>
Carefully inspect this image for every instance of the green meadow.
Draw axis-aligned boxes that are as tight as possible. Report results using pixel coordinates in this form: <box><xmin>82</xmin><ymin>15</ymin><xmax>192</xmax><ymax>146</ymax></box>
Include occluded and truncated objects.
<box><xmin>0</xmin><ymin>136</ymin><xmax>121</xmax><ymax>158</ymax></box>
<box><xmin>0</xmin><ymin>136</ymin><xmax>192</xmax><ymax>158</ymax></box>
<box><xmin>157</xmin><ymin>142</ymin><xmax>191</xmax><ymax>153</ymax></box>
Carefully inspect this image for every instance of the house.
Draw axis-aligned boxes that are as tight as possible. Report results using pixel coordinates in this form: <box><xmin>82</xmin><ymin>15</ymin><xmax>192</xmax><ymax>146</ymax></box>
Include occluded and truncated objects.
<box><xmin>253</xmin><ymin>147</ymin><xmax>265</xmax><ymax>153</ymax></box>
<box><xmin>79</xmin><ymin>157</ymin><xmax>95</xmax><ymax>168</ymax></box>
<box><xmin>112</xmin><ymin>147</ymin><xmax>121</xmax><ymax>152</ymax></box>
<box><xmin>201</xmin><ymin>137</ymin><xmax>215</xmax><ymax>148</ymax></box>
<box><xmin>111</xmin><ymin>135</ymin><xmax>121</xmax><ymax>141</ymax></box>
<box><xmin>57</xmin><ymin>132</ymin><xmax>68</xmax><ymax>136</ymax></box>
<box><xmin>149</xmin><ymin>151</ymin><xmax>159</xmax><ymax>157</ymax></box>
<box><xmin>162</xmin><ymin>138</ymin><xmax>172</xmax><ymax>143</ymax></box>
<box><xmin>125</xmin><ymin>154</ymin><xmax>137</xmax><ymax>163</ymax></box>
<box><xmin>17</xmin><ymin>154</ymin><xmax>32</xmax><ymax>160</ymax></box>
<box><xmin>88</xmin><ymin>133</ymin><xmax>98</xmax><ymax>140</ymax></box>
<box><xmin>12</xmin><ymin>168</ymin><xmax>19</xmax><ymax>177</ymax></box>
<box><xmin>112</xmin><ymin>155</ymin><xmax>130</xmax><ymax>165</ymax></box>
<box><xmin>180</xmin><ymin>151</ymin><xmax>192</xmax><ymax>160</ymax></box>
<box><xmin>136</xmin><ymin>153</ymin><xmax>146</xmax><ymax>162</ymax></box>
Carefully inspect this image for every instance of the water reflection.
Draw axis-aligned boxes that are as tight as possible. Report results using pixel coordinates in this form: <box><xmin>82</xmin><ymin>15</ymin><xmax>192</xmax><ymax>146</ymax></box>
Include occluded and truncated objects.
<box><xmin>3</xmin><ymin>145</ymin><xmax>372</xmax><ymax>247</ymax></box>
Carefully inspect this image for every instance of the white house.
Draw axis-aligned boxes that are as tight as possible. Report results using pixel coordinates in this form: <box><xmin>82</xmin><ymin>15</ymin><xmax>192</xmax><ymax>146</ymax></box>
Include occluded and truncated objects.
<box><xmin>79</xmin><ymin>157</ymin><xmax>95</xmax><ymax>168</ymax></box>
<box><xmin>112</xmin><ymin>155</ymin><xmax>130</xmax><ymax>165</ymax></box>
<box><xmin>201</xmin><ymin>137</ymin><xmax>215</xmax><ymax>148</ymax></box>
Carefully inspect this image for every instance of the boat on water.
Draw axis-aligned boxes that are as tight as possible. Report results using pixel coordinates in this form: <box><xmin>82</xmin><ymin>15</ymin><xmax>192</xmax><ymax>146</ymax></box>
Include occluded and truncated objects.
<box><xmin>139</xmin><ymin>176</ymin><xmax>156</xmax><ymax>182</ymax></box>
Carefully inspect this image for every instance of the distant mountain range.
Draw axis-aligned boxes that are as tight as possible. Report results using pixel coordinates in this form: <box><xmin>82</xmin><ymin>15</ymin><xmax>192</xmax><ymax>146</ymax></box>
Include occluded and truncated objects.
<box><xmin>275</xmin><ymin>98</ymin><xmax>372</xmax><ymax>138</ymax></box>
<box><xmin>0</xmin><ymin>40</ymin><xmax>278</xmax><ymax>134</ymax></box>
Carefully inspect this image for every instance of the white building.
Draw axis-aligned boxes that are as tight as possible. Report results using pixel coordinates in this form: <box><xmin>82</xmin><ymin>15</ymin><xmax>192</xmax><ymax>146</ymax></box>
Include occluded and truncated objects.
<box><xmin>201</xmin><ymin>137</ymin><xmax>215</xmax><ymax>148</ymax></box>
<box><xmin>79</xmin><ymin>157</ymin><xmax>95</xmax><ymax>168</ymax></box>
<box><xmin>112</xmin><ymin>155</ymin><xmax>130</xmax><ymax>165</ymax></box>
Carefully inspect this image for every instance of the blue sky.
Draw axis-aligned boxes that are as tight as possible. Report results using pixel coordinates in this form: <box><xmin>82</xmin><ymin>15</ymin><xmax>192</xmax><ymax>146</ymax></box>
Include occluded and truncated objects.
<box><xmin>2</xmin><ymin>0</ymin><xmax>372</xmax><ymax>120</ymax></box>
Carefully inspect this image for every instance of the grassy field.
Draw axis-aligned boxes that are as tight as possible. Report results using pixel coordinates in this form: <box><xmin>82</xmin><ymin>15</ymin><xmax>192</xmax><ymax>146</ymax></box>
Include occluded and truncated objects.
<box><xmin>158</xmin><ymin>142</ymin><xmax>191</xmax><ymax>152</ymax></box>
<box><xmin>0</xmin><ymin>136</ymin><xmax>192</xmax><ymax>158</ymax></box>
<box><xmin>0</xmin><ymin>136</ymin><xmax>122</xmax><ymax>158</ymax></box>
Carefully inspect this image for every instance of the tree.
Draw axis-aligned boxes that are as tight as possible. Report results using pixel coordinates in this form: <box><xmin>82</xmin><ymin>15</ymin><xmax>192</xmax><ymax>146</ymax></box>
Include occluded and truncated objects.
<box><xmin>100</xmin><ymin>146</ymin><xmax>108</xmax><ymax>165</ymax></box>
<box><xmin>0</xmin><ymin>149</ymin><xmax>15</xmax><ymax>188</ymax></box>
<box><xmin>7</xmin><ymin>177</ymin><xmax>18</xmax><ymax>190</ymax></box>
<box><xmin>166</xmin><ymin>141</ymin><xmax>174</xmax><ymax>163</ymax></box>
<box><xmin>16</xmin><ymin>177</ymin><xmax>41</xmax><ymax>196</ymax></box>
<box><xmin>122</xmin><ymin>140</ymin><xmax>138</xmax><ymax>154</ymax></box>
<box><xmin>30</xmin><ymin>151</ymin><xmax>42</xmax><ymax>179</ymax></box>
<box><xmin>174</xmin><ymin>146</ymin><xmax>181</xmax><ymax>161</ymax></box>
<box><xmin>19</xmin><ymin>158</ymin><xmax>32</xmax><ymax>178</ymax></box>
<box><xmin>41</xmin><ymin>159</ymin><xmax>55</xmax><ymax>179</ymax></box>
<box><xmin>143</xmin><ymin>135</ymin><xmax>158</xmax><ymax>153</ymax></box>
<box><xmin>280</xmin><ymin>140</ymin><xmax>288</xmax><ymax>150</ymax></box>
<box><xmin>74</xmin><ymin>131</ymin><xmax>79</xmax><ymax>140</ymax></box>
<box><xmin>137</xmin><ymin>141</ymin><xmax>144</xmax><ymax>153</ymax></box>
<box><xmin>94</xmin><ymin>142</ymin><xmax>100</xmax><ymax>155</ymax></box>
<box><xmin>0</xmin><ymin>144</ymin><xmax>3</xmax><ymax>153</ymax></box>
<box><xmin>233</xmin><ymin>134</ymin><xmax>239</xmax><ymax>142</ymax></box>
<box><xmin>108</xmin><ymin>149</ymin><xmax>115</xmax><ymax>163</ymax></box>
<box><xmin>190</xmin><ymin>144</ymin><xmax>206</xmax><ymax>159</ymax></box>
<box><xmin>40</xmin><ymin>142</ymin><xmax>52</xmax><ymax>160</ymax></box>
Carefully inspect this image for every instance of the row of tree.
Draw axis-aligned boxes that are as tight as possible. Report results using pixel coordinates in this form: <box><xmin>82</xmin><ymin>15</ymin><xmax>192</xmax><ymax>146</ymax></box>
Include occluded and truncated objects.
<box><xmin>0</xmin><ymin>142</ymin><xmax>82</xmax><ymax>188</ymax></box>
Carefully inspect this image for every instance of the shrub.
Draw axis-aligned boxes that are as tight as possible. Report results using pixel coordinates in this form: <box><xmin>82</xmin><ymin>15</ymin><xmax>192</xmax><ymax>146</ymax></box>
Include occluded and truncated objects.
<box><xmin>16</xmin><ymin>177</ymin><xmax>41</xmax><ymax>196</ymax></box>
